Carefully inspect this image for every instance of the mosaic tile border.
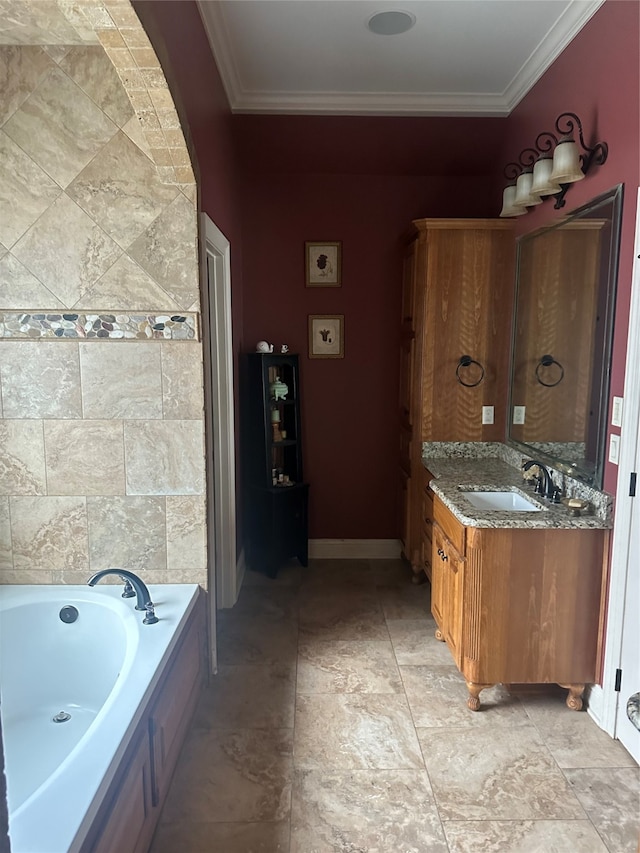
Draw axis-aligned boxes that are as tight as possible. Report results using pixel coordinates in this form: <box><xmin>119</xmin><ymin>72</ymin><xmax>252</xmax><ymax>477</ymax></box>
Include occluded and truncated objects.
<box><xmin>0</xmin><ymin>312</ymin><xmax>199</xmax><ymax>341</ymax></box>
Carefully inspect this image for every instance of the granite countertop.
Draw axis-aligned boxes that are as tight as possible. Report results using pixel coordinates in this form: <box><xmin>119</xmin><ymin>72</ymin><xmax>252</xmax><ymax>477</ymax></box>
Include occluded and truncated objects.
<box><xmin>423</xmin><ymin>456</ymin><xmax>612</xmax><ymax>530</ymax></box>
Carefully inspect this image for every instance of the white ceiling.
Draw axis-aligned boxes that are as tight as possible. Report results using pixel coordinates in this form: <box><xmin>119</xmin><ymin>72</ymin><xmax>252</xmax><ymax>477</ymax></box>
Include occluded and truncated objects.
<box><xmin>198</xmin><ymin>0</ymin><xmax>604</xmax><ymax>116</ymax></box>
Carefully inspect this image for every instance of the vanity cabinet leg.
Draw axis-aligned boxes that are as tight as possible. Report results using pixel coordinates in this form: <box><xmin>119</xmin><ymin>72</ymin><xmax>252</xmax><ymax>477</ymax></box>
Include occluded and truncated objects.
<box><xmin>435</xmin><ymin>628</ymin><xmax>445</xmax><ymax>642</ymax></box>
<box><xmin>466</xmin><ymin>682</ymin><xmax>492</xmax><ymax>711</ymax></box>
<box><xmin>560</xmin><ymin>683</ymin><xmax>585</xmax><ymax>711</ymax></box>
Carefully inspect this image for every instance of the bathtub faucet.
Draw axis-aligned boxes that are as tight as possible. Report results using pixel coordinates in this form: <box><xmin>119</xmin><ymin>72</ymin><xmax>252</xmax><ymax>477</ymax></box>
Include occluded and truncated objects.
<box><xmin>87</xmin><ymin>569</ymin><xmax>159</xmax><ymax>625</ymax></box>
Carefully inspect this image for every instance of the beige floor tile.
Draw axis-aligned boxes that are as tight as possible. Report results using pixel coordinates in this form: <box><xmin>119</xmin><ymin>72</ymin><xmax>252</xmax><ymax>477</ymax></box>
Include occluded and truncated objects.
<box><xmin>290</xmin><ymin>768</ymin><xmax>448</xmax><ymax>852</ymax></box>
<box><xmin>232</xmin><ymin>586</ymin><xmax>299</xmax><ymax>622</ymax></box>
<box><xmin>521</xmin><ymin>694</ymin><xmax>639</xmax><ymax>768</ymax></box>
<box><xmin>377</xmin><ymin>581</ymin><xmax>431</xmax><ymax>620</ymax></box>
<box><xmin>301</xmin><ymin>558</ymin><xmax>375</xmax><ymax>589</ymax></box>
<box><xmin>418</xmin><ymin>725</ymin><xmax>586</xmax><ymax>820</ymax></box>
<box><xmin>387</xmin><ymin>619</ymin><xmax>452</xmax><ymax>666</ymax></box>
<box><xmin>297</xmin><ymin>640</ymin><xmax>402</xmax><ymax>694</ymax></box>
<box><xmin>217</xmin><ymin>612</ymin><xmax>298</xmax><ymax>666</ymax></box>
<box><xmin>564</xmin><ymin>767</ymin><xmax>640</xmax><ymax>853</ymax></box>
<box><xmin>443</xmin><ymin>819</ymin><xmax>609</xmax><ymax>852</ymax></box>
<box><xmin>371</xmin><ymin>558</ymin><xmax>414</xmax><ymax>586</ymax></box>
<box><xmin>160</xmin><ymin>728</ymin><xmax>293</xmax><ymax>824</ymax></box>
<box><xmin>242</xmin><ymin>561</ymin><xmax>303</xmax><ymax>587</ymax></box>
<box><xmin>402</xmin><ymin>666</ymin><xmax>529</xmax><ymax>727</ymax></box>
<box><xmin>151</xmin><ymin>820</ymin><xmax>291</xmax><ymax>852</ymax></box>
<box><xmin>298</xmin><ymin>590</ymin><xmax>388</xmax><ymax>641</ymax></box>
<box><xmin>294</xmin><ymin>693</ymin><xmax>423</xmax><ymax>770</ymax></box>
<box><xmin>192</xmin><ymin>664</ymin><xmax>296</xmax><ymax>729</ymax></box>
<box><xmin>152</xmin><ymin>561</ymin><xmax>638</xmax><ymax>850</ymax></box>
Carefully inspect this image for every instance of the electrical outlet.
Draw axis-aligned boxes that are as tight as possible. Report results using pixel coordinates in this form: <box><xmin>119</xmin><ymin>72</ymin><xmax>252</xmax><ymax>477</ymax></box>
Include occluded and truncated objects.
<box><xmin>482</xmin><ymin>406</ymin><xmax>494</xmax><ymax>425</ymax></box>
<box><xmin>609</xmin><ymin>433</ymin><xmax>620</xmax><ymax>465</ymax></box>
<box><xmin>513</xmin><ymin>406</ymin><xmax>526</xmax><ymax>425</ymax></box>
<box><xmin>612</xmin><ymin>396</ymin><xmax>623</xmax><ymax>428</ymax></box>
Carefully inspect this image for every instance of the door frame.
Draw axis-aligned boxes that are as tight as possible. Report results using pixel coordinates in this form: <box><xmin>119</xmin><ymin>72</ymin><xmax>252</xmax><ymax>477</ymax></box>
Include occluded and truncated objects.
<box><xmin>596</xmin><ymin>187</ymin><xmax>640</xmax><ymax>735</ymax></box>
<box><xmin>201</xmin><ymin>214</ymin><xmax>238</xmax><ymax>626</ymax></box>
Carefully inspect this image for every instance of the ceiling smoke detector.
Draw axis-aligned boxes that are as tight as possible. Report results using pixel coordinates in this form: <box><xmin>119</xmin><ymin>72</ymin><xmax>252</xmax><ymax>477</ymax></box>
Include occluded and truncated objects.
<box><xmin>367</xmin><ymin>10</ymin><xmax>416</xmax><ymax>36</ymax></box>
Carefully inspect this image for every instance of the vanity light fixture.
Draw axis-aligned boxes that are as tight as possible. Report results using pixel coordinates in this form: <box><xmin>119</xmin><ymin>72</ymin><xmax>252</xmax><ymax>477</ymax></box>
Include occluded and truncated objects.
<box><xmin>500</xmin><ymin>113</ymin><xmax>608</xmax><ymax>217</ymax></box>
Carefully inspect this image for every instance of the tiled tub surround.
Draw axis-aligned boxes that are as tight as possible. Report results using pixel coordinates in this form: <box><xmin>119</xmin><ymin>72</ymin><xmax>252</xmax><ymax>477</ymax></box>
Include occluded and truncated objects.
<box><xmin>0</xmin><ymin>340</ymin><xmax>207</xmax><ymax>586</ymax></box>
<box><xmin>0</xmin><ymin>34</ymin><xmax>207</xmax><ymax>587</ymax></box>
<box><xmin>423</xmin><ymin>442</ymin><xmax>612</xmax><ymax>528</ymax></box>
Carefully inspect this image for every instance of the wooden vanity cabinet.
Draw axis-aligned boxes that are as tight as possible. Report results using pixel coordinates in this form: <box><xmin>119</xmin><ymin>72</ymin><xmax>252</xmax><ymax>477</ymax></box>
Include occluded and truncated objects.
<box><xmin>431</xmin><ymin>521</ymin><xmax>463</xmax><ymax>666</ymax></box>
<box><xmin>431</xmin><ymin>495</ymin><xmax>608</xmax><ymax>711</ymax></box>
<box><xmin>399</xmin><ymin>220</ymin><xmax>515</xmax><ymax>578</ymax></box>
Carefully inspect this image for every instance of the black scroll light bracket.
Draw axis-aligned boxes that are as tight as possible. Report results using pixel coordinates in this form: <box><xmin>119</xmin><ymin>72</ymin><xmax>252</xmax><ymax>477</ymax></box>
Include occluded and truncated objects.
<box><xmin>535</xmin><ymin>354</ymin><xmax>565</xmax><ymax>387</ymax></box>
<box><xmin>456</xmin><ymin>355</ymin><xmax>485</xmax><ymax>388</ymax></box>
<box><xmin>540</xmin><ymin>113</ymin><xmax>608</xmax><ymax>210</ymax></box>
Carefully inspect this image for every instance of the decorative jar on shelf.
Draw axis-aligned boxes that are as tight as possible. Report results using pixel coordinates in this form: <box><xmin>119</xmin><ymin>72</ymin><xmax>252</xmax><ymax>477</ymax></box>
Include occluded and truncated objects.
<box><xmin>270</xmin><ymin>376</ymin><xmax>288</xmax><ymax>401</ymax></box>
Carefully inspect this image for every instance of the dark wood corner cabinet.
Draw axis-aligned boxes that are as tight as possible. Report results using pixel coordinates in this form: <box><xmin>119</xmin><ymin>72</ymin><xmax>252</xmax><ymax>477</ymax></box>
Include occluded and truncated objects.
<box><xmin>243</xmin><ymin>353</ymin><xmax>309</xmax><ymax>578</ymax></box>
<box><xmin>399</xmin><ymin>219</ymin><xmax>516</xmax><ymax>578</ymax></box>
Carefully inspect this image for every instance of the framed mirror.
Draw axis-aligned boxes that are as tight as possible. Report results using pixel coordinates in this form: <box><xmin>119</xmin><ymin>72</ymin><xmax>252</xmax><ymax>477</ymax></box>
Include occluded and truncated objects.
<box><xmin>508</xmin><ymin>184</ymin><xmax>623</xmax><ymax>489</ymax></box>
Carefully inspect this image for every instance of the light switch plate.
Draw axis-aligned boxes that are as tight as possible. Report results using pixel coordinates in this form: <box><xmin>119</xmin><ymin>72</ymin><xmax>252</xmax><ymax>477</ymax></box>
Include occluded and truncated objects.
<box><xmin>609</xmin><ymin>433</ymin><xmax>620</xmax><ymax>465</ymax></box>
<box><xmin>612</xmin><ymin>396</ymin><xmax>623</xmax><ymax>427</ymax></box>
<box><xmin>482</xmin><ymin>406</ymin><xmax>494</xmax><ymax>425</ymax></box>
<box><xmin>513</xmin><ymin>406</ymin><xmax>525</xmax><ymax>425</ymax></box>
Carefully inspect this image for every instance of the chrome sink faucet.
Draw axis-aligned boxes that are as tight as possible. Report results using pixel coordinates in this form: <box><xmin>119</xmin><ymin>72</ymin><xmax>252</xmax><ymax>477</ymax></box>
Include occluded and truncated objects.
<box><xmin>522</xmin><ymin>460</ymin><xmax>558</xmax><ymax>501</ymax></box>
<box><xmin>87</xmin><ymin>569</ymin><xmax>158</xmax><ymax>624</ymax></box>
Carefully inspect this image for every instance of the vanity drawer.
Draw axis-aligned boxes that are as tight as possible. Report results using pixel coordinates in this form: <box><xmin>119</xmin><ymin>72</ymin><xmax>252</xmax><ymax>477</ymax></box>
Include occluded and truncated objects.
<box><xmin>434</xmin><ymin>496</ymin><xmax>465</xmax><ymax>555</ymax></box>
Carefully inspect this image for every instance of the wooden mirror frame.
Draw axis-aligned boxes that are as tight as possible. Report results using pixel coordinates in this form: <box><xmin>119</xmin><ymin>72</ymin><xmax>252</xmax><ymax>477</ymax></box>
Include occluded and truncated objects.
<box><xmin>507</xmin><ymin>184</ymin><xmax>624</xmax><ymax>489</ymax></box>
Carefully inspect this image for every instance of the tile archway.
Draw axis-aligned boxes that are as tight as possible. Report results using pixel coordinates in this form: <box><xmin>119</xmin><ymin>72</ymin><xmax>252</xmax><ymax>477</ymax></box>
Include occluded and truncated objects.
<box><xmin>0</xmin><ymin>0</ymin><xmax>195</xmax><ymax>192</ymax></box>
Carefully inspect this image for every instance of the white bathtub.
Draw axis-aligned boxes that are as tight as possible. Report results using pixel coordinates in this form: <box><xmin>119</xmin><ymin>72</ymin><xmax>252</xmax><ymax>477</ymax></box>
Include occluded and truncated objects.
<box><xmin>0</xmin><ymin>583</ymin><xmax>200</xmax><ymax>853</ymax></box>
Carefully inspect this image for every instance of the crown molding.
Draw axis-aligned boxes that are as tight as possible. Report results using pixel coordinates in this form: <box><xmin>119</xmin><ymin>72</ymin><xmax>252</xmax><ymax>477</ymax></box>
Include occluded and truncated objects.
<box><xmin>503</xmin><ymin>0</ymin><xmax>606</xmax><ymax>112</ymax></box>
<box><xmin>230</xmin><ymin>90</ymin><xmax>511</xmax><ymax>117</ymax></box>
<box><xmin>199</xmin><ymin>0</ymin><xmax>606</xmax><ymax>118</ymax></box>
<box><xmin>196</xmin><ymin>0</ymin><xmax>242</xmax><ymax>110</ymax></box>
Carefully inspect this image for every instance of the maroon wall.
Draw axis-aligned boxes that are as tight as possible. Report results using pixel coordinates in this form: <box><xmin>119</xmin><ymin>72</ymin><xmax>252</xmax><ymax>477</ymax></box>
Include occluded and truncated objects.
<box><xmin>238</xmin><ymin>145</ymin><xmax>498</xmax><ymax>537</ymax></box>
<box><xmin>501</xmin><ymin>0</ymin><xmax>640</xmax><ymax>495</ymax></box>
<box><xmin>136</xmin><ymin>0</ymin><xmax>638</xmax><ymax>543</ymax></box>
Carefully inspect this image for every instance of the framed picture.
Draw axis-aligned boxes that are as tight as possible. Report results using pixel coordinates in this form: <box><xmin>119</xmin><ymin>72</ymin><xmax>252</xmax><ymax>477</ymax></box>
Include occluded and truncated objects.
<box><xmin>305</xmin><ymin>241</ymin><xmax>341</xmax><ymax>287</ymax></box>
<box><xmin>308</xmin><ymin>314</ymin><xmax>344</xmax><ymax>359</ymax></box>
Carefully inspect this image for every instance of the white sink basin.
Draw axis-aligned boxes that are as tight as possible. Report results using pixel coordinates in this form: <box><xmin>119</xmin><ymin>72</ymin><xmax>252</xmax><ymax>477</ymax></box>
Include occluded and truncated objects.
<box><xmin>460</xmin><ymin>490</ymin><xmax>543</xmax><ymax>512</ymax></box>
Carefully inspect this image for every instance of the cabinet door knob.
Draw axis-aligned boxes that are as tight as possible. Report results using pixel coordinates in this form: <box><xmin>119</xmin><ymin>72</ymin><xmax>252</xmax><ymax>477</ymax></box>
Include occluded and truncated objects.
<box><xmin>441</xmin><ymin>553</ymin><xmax>448</xmax><ymax>562</ymax></box>
<box><xmin>437</xmin><ymin>548</ymin><xmax>444</xmax><ymax>557</ymax></box>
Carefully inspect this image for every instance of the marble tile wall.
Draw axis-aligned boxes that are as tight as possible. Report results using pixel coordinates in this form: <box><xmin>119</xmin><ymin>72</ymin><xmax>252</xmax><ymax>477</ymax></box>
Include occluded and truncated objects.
<box><xmin>0</xmin><ymin>33</ymin><xmax>207</xmax><ymax>587</ymax></box>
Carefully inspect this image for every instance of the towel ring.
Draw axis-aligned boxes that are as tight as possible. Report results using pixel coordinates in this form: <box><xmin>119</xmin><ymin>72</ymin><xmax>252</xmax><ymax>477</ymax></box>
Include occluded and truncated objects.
<box><xmin>535</xmin><ymin>354</ymin><xmax>564</xmax><ymax>387</ymax></box>
<box><xmin>456</xmin><ymin>355</ymin><xmax>485</xmax><ymax>388</ymax></box>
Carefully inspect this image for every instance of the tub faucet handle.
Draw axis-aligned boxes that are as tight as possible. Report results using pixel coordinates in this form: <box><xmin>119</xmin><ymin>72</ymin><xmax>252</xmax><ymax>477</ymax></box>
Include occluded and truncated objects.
<box><xmin>121</xmin><ymin>578</ymin><xmax>136</xmax><ymax>599</ymax></box>
<box><xmin>143</xmin><ymin>602</ymin><xmax>159</xmax><ymax>625</ymax></box>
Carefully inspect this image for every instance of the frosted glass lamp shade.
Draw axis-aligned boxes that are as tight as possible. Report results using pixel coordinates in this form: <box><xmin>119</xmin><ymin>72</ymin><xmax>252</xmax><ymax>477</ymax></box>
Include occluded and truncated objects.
<box><xmin>500</xmin><ymin>184</ymin><xmax>527</xmax><ymax>217</ymax></box>
<box><xmin>531</xmin><ymin>154</ymin><xmax>563</xmax><ymax>197</ymax></box>
<box><xmin>549</xmin><ymin>135</ymin><xmax>585</xmax><ymax>185</ymax></box>
<box><xmin>514</xmin><ymin>170</ymin><xmax>543</xmax><ymax>207</ymax></box>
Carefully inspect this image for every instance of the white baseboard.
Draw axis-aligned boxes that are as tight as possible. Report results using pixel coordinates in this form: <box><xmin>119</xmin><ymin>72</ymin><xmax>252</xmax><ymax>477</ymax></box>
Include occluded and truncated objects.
<box><xmin>308</xmin><ymin>539</ymin><xmax>402</xmax><ymax>559</ymax></box>
<box><xmin>585</xmin><ymin>683</ymin><xmax>606</xmax><ymax>730</ymax></box>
